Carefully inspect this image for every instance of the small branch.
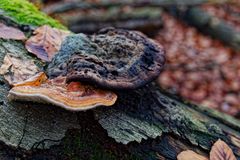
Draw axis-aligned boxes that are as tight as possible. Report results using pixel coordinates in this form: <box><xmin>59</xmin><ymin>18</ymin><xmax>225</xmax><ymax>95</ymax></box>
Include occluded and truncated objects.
<box><xmin>169</xmin><ymin>6</ymin><xmax>240</xmax><ymax>51</ymax></box>
<box><xmin>43</xmin><ymin>0</ymin><xmax>236</xmax><ymax>14</ymax></box>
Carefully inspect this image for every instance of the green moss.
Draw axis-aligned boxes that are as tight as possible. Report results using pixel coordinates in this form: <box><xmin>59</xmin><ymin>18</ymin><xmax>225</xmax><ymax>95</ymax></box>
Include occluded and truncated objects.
<box><xmin>0</xmin><ymin>0</ymin><xmax>66</xmax><ymax>29</ymax></box>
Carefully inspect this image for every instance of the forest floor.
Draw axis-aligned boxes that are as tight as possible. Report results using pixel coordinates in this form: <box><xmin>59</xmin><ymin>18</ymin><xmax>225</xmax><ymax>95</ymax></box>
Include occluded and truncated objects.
<box><xmin>156</xmin><ymin>4</ymin><xmax>240</xmax><ymax>118</ymax></box>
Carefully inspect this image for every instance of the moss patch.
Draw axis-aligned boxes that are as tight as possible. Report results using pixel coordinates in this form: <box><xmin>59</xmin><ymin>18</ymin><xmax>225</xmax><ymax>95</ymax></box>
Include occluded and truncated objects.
<box><xmin>0</xmin><ymin>0</ymin><xmax>66</xmax><ymax>29</ymax></box>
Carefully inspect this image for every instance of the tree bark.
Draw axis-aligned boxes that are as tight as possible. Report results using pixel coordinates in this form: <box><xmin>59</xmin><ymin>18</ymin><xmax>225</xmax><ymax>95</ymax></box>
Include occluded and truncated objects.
<box><xmin>0</xmin><ymin>1</ymin><xmax>240</xmax><ymax>159</ymax></box>
<box><xmin>95</xmin><ymin>84</ymin><xmax>240</xmax><ymax>159</ymax></box>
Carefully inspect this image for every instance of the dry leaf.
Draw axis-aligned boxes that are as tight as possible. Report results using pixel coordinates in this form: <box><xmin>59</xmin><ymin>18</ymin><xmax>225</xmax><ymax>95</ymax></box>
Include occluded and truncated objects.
<box><xmin>25</xmin><ymin>25</ymin><xmax>70</xmax><ymax>62</ymax></box>
<box><xmin>210</xmin><ymin>139</ymin><xmax>237</xmax><ymax>160</ymax></box>
<box><xmin>0</xmin><ymin>23</ymin><xmax>26</xmax><ymax>40</ymax></box>
<box><xmin>0</xmin><ymin>53</ymin><xmax>40</xmax><ymax>86</ymax></box>
<box><xmin>177</xmin><ymin>150</ymin><xmax>208</xmax><ymax>160</ymax></box>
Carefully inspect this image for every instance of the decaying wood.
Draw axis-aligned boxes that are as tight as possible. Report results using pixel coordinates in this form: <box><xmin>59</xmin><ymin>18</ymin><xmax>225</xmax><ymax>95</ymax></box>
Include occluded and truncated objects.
<box><xmin>0</xmin><ymin>38</ymin><xmax>80</xmax><ymax>150</ymax></box>
<box><xmin>43</xmin><ymin>1</ymin><xmax>240</xmax><ymax>50</ymax></box>
<box><xmin>43</xmin><ymin>0</ymin><xmax>235</xmax><ymax>14</ymax></box>
<box><xmin>43</xmin><ymin>1</ymin><xmax>238</xmax><ymax>36</ymax></box>
<box><xmin>170</xmin><ymin>6</ymin><xmax>240</xmax><ymax>51</ymax></box>
<box><xmin>95</xmin><ymin>84</ymin><xmax>240</xmax><ymax>159</ymax></box>
<box><xmin>0</xmin><ymin>3</ymin><xmax>240</xmax><ymax>160</ymax></box>
<box><xmin>46</xmin><ymin>6</ymin><xmax>163</xmax><ymax>35</ymax></box>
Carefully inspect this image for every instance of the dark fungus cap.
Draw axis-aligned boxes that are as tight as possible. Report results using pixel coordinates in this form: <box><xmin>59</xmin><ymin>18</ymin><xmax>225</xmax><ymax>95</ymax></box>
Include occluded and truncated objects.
<box><xmin>47</xmin><ymin>27</ymin><xmax>165</xmax><ymax>90</ymax></box>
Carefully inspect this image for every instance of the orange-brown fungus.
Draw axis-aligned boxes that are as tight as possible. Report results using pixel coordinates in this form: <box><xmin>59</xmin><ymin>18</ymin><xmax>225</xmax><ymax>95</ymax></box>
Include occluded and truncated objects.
<box><xmin>8</xmin><ymin>74</ymin><xmax>117</xmax><ymax>111</ymax></box>
<box><xmin>13</xmin><ymin>72</ymin><xmax>48</xmax><ymax>87</ymax></box>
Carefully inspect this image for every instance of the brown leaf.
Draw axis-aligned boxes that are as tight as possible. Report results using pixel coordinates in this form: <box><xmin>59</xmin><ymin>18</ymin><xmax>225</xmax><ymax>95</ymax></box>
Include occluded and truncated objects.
<box><xmin>210</xmin><ymin>139</ymin><xmax>237</xmax><ymax>160</ymax></box>
<box><xmin>0</xmin><ymin>23</ymin><xmax>26</xmax><ymax>40</ymax></box>
<box><xmin>0</xmin><ymin>53</ymin><xmax>40</xmax><ymax>86</ymax></box>
<box><xmin>177</xmin><ymin>150</ymin><xmax>208</xmax><ymax>160</ymax></box>
<box><xmin>25</xmin><ymin>25</ymin><xmax>70</xmax><ymax>62</ymax></box>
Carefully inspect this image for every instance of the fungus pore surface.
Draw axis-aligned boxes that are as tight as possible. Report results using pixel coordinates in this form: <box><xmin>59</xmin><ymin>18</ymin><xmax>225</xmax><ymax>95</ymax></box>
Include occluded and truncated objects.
<box><xmin>47</xmin><ymin>27</ymin><xmax>165</xmax><ymax>89</ymax></box>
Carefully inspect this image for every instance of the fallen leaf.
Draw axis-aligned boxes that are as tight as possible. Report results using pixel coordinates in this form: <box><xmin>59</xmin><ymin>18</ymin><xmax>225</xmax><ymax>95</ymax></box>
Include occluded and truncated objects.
<box><xmin>0</xmin><ymin>53</ymin><xmax>40</xmax><ymax>86</ymax></box>
<box><xmin>25</xmin><ymin>25</ymin><xmax>70</xmax><ymax>62</ymax></box>
<box><xmin>177</xmin><ymin>150</ymin><xmax>208</xmax><ymax>160</ymax></box>
<box><xmin>0</xmin><ymin>23</ymin><xmax>26</xmax><ymax>40</ymax></box>
<box><xmin>210</xmin><ymin>139</ymin><xmax>237</xmax><ymax>160</ymax></box>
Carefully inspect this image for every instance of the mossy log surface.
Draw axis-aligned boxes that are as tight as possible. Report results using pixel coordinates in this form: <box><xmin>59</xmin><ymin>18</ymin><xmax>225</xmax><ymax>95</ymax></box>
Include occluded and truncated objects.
<box><xmin>0</xmin><ymin>0</ymin><xmax>66</xmax><ymax>29</ymax></box>
<box><xmin>0</xmin><ymin>1</ymin><xmax>240</xmax><ymax>159</ymax></box>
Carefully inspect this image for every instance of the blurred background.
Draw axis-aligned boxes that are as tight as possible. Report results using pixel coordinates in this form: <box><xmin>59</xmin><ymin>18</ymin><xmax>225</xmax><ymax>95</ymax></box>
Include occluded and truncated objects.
<box><xmin>30</xmin><ymin>0</ymin><xmax>240</xmax><ymax>118</ymax></box>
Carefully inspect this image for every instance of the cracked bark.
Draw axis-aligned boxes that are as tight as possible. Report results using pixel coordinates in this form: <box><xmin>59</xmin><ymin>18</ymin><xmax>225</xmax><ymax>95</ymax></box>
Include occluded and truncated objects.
<box><xmin>0</xmin><ymin>3</ymin><xmax>240</xmax><ymax>160</ymax></box>
<box><xmin>94</xmin><ymin>84</ymin><xmax>240</xmax><ymax>159</ymax></box>
<box><xmin>0</xmin><ymin>38</ymin><xmax>81</xmax><ymax>150</ymax></box>
<box><xmin>17</xmin><ymin>108</ymin><xmax>28</xmax><ymax>148</ymax></box>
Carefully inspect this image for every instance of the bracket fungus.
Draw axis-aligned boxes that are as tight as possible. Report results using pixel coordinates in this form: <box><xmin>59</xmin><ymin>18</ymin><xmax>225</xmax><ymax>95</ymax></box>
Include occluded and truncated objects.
<box><xmin>13</xmin><ymin>72</ymin><xmax>48</xmax><ymax>87</ymax></box>
<box><xmin>47</xmin><ymin>27</ymin><xmax>165</xmax><ymax>89</ymax></box>
<box><xmin>8</xmin><ymin>28</ymin><xmax>165</xmax><ymax>111</ymax></box>
<box><xmin>8</xmin><ymin>73</ymin><xmax>117</xmax><ymax>111</ymax></box>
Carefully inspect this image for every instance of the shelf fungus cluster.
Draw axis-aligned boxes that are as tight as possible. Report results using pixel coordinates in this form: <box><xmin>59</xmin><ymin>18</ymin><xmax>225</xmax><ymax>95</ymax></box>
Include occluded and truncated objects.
<box><xmin>8</xmin><ymin>28</ymin><xmax>165</xmax><ymax>111</ymax></box>
<box><xmin>8</xmin><ymin>72</ymin><xmax>117</xmax><ymax>111</ymax></box>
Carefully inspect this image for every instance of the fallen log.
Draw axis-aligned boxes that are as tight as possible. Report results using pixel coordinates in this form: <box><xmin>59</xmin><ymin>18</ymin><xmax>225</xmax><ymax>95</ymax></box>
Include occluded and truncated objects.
<box><xmin>0</xmin><ymin>0</ymin><xmax>240</xmax><ymax>159</ymax></box>
<box><xmin>56</xmin><ymin>6</ymin><xmax>163</xmax><ymax>36</ymax></box>
<box><xmin>169</xmin><ymin>6</ymin><xmax>240</xmax><ymax>51</ymax></box>
<box><xmin>42</xmin><ymin>0</ymin><xmax>235</xmax><ymax>14</ymax></box>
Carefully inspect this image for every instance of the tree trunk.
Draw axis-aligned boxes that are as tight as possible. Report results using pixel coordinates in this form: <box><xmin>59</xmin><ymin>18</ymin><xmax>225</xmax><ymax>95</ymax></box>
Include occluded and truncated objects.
<box><xmin>0</xmin><ymin>1</ymin><xmax>240</xmax><ymax>159</ymax></box>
